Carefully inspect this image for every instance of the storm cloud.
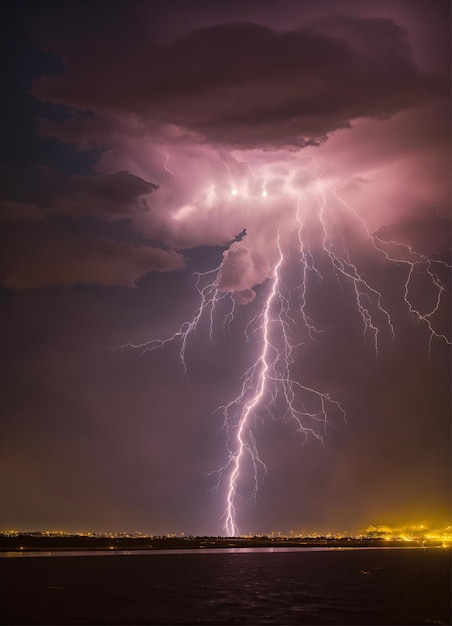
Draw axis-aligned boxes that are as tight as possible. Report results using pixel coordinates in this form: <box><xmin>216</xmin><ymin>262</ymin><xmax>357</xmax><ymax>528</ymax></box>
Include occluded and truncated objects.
<box><xmin>2</xmin><ymin>223</ymin><xmax>185</xmax><ymax>289</ymax></box>
<box><xmin>33</xmin><ymin>18</ymin><xmax>444</xmax><ymax>149</ymax></box>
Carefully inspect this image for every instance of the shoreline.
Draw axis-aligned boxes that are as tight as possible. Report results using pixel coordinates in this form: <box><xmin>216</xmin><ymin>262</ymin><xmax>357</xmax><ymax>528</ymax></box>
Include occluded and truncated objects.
<box><xmin>0</xmin><ymin>537</ymin><xmax>445</xmax><ymax>555</ymax></box>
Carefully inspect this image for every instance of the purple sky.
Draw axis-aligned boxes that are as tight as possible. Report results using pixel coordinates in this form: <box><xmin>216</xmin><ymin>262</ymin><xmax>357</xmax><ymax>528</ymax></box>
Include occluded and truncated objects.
<box><xmin>1</xmin><ymin>0</ymin><xmax>450</xmax><ymax>536</ymax></box>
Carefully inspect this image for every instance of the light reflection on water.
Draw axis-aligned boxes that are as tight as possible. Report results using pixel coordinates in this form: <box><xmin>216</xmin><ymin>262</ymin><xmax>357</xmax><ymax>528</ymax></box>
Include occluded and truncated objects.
<box><xmin>0</xmin><ymin>545</ymin><xmax>437</xmax><ymax>558</ymax></box>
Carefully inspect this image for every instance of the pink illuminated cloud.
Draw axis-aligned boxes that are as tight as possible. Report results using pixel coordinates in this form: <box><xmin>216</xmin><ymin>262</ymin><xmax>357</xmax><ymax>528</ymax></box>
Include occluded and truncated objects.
<box><xmin>3</xmin><ymin>9</ymin><xmax>449</xmax><ymax>294</ymax></box>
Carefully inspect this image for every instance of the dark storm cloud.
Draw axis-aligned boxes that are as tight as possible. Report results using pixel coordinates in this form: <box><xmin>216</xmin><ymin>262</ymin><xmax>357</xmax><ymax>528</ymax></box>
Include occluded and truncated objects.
<box><xmin>2</xmin><ymin>223</ymin><xmax>185</xmax><ymax>289</ymax></box>
<box><xmin>33</xmin><ymin>18</ymin><xmax>444</xmax><ymax>149</ymax></box>
<box><xmin>1</xmin><ymin>166</ymin><xmax>157</xmax><ymax>220</ymax></box>
<box><xmin>0</xmin><ymin>199</ymin><xmax>45</xmax><ymax>222</ymax></box>
<box><xmin>0</xmin><ymin>143</ymin><xmax>185</xmax><ymax>292</ymax></box>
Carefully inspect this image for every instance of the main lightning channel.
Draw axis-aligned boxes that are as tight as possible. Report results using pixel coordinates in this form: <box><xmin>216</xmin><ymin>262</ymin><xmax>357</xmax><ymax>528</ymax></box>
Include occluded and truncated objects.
<box><xmin>223</xmin><ymin>238</ymin><xmax>283</xmax><ymax>536</ymax></box>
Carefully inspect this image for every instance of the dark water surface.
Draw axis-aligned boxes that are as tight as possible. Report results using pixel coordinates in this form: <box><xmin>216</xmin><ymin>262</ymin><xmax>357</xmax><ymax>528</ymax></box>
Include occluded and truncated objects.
<box><xmin>1</xmin><ymin>547</ymin><xmax>450</xmax><ymax>625</ymax></box>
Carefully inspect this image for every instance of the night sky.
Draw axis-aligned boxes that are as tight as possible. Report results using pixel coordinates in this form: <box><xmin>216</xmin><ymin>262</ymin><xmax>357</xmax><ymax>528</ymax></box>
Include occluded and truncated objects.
<box><xmin>1</xmin><ymin>0</ymin><xmax>450</xmax><ymax>537</ymax></box>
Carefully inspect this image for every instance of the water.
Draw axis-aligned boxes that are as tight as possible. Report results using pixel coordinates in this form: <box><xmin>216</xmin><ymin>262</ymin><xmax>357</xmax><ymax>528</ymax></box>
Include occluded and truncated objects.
<box><xmin>1</xmin><ymin>547</ymin><xmax>450</xmax><ymax>624</ymax></box>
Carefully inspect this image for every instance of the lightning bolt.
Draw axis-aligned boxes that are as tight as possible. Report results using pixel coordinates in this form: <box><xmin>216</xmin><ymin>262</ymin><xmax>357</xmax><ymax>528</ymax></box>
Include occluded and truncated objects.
<box><xmin>217</xmin><ymin>234</ymin><xmax>346</xmax><ymax>536</ymax></box>
<box><xmin>120</xmin><ymin>165</ymin><xmax>450</xmax><ymax>537</ymax></box>
<box><xmin>120</xmin><ymin>267</ymin><xmax>225</xmax><ymax>374</ymax></box>
<box><xmin>332</xmin><ymin>178</ymin><xmax>451</xmax><ymax>353</ymax></box>
<box><xmin>162</xmin><ymin>153</ymin><xmax>176</xmax><ymax>177</ymax></box>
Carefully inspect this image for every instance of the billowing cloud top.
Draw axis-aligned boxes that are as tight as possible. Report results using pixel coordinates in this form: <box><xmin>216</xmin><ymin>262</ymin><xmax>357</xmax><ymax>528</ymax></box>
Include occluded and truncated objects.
<box><xmin>33</xmin><ymin>17</ymin><xmax>443</xmax><ymax>149</ymax></box>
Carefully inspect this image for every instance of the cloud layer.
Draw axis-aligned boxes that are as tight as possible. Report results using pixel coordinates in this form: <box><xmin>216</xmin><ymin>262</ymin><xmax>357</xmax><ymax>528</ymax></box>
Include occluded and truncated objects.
<box><xmin>1</xmin><ymin>10</ymin><xmax>447</xmax><ymax>292</ymax></box>
<box><xmin>34</xmin><ymin>18</ymin><xmax>443</xmax><ymax>149</ymax></box>
<box><xmin>2</xmin><ymin>224</ymin><xmax>185</xmax><ymax>289</ymax></box>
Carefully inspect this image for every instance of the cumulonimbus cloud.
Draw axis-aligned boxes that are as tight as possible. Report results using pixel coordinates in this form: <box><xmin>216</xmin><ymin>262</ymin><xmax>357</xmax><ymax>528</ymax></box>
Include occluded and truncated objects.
<box><xmin>4</xmin><ymin>10</ymin><xmax>447</xmax><ymax>295</ymax></box>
